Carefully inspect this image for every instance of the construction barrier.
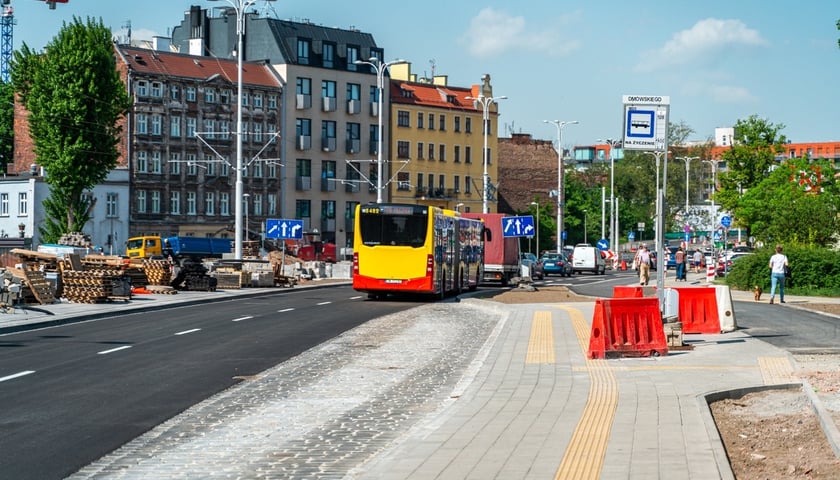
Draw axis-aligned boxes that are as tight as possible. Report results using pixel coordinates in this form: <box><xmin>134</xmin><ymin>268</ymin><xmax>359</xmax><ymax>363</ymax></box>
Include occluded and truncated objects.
<box><xmin>588</xmin><ymin>297</ymin><xmax>668</xmax><ymax>359</ymax></box>
<box><xmin>706</xmin><ymin>263</ymin><xmax>716</xmax><ymax>283</ymax></box>
<box><xmin>612</xmin><ymin>285</ymin><xmax>645</xmax><ymax>298</ymax></box>
<box><xmin>671</xmin><ymin>286</ymin><xmax>721</xmax><ymax>334</ymax></box>
<box><xmin>713</xmin><ymin>285</ymin><xmax>737</xmax><ymax>332</ymax></box>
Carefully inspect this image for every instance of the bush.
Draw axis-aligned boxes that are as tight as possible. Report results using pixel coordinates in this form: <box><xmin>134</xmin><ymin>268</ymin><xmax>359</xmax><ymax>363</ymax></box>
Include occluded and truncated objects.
<box><xmin>724</xmin><ymin>245</ymin><xmax>840</xmax><ymax>297</ymax></box>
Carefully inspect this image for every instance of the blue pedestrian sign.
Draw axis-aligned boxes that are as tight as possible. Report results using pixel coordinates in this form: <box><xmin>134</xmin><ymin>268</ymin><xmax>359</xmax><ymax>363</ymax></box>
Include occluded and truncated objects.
<box><xmin>596</xmin><ymin>238</ymin><xmax>609</xmax><ymax>251</ymax></box>
<box><xmin>501</xmin><ymin>215</ymin><xmax>535</xmax><ymax>238</ymax></box>
<box><xmin>628</xmin><ymin>231</ymin><xmax>636</xmax><ymax>241</ymax></box>
<box><xmin>266</xmin><ymin>218</ymin><xmax>304</xmax><ymax>239</ymax></box>
<box><xmin>720</xmin><ymin>215</ymin><xmax>731</xmax><ymax>228</ymax></box>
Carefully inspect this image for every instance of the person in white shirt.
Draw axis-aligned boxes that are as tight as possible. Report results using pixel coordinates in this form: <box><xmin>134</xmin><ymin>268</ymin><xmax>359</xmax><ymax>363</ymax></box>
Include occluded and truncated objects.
<box><xmin>635</xmin><ymin>244</ymin><xmax>652</xmax><ymax>286</ymax></box>
<box><xmin>768</xmin><ymin>244</ymin><xmax>789</xmax><ymax>304</ymax></box>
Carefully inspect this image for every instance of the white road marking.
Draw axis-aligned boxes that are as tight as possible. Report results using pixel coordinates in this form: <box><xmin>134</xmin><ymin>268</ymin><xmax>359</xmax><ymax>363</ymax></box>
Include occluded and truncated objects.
<box><xmin>232</xmin><ymin>316</ymin><xmax>253</xmax><ymax>322</ymax></box>
<box><xmin>174</xmin><ymin>328</ymin><xmax>201</xmax><ymax>336</ymax></box>
<box><xmin>98</xmin><ymin>346</ymin><xmax>132</xmax><ymax>355</ymax></box>
<box><xmin>349</xmin><ymin>295</ymin><xmax>364</xmax><ymax>300</ymax></box>
<box><xmin>316</xmin><ymin>301</ymin><xmax>332</xmax><ymax>306</ymax></box>
<box><xmin>278</xmin><ymin>308</ymin><xmax>295</xmax><ymax>313</ymax></box>
<box><xmin>0</xmin><ymin>371</ymin><xmax>35</xmax><ymax>382</ymax></box>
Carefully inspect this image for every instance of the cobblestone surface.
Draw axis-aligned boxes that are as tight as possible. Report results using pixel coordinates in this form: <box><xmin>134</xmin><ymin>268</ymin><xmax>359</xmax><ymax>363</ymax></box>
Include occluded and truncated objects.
<box><xmin>68</xmin><ymin>301</ymin><xmax>505</xmax><ymax>479</ymax></box>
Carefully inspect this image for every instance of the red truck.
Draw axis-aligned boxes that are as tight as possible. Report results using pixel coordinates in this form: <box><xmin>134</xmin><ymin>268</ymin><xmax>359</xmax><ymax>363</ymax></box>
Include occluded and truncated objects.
<box><xmin>463</xmin><ymin>213</ymin><xmax>521</xmax><ymax>286</ymax></box>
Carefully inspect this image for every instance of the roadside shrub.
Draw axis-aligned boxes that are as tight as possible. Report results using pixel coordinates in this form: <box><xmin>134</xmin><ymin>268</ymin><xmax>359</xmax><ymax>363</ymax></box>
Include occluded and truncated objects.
<box><xmin>725</xmin><ymin>245</ymin><xmax>840</xmax><ymax>297</ymax></box>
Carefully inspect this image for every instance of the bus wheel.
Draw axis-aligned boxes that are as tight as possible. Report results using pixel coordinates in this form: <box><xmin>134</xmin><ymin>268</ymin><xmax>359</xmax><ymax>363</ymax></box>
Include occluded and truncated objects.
<box><xmin>367</xmin><ymin>293</ymin><xmax>381</xmax><ymax>300</ymax></box>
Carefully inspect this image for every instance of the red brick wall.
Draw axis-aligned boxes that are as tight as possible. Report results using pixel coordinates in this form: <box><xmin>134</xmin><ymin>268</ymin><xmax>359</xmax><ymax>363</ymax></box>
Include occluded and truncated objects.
<box><xmin>498</xmin><ymin>134</ymin><xmax>558</xmax><ymax>214</ymax></box>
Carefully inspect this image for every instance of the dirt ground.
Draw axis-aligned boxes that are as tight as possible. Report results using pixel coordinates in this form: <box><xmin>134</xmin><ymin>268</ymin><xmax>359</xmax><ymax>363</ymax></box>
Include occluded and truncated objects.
<box><xmin>485</xmin><ymin>284</ymin><xmax>840</xmax><ymax>479</ymax></box>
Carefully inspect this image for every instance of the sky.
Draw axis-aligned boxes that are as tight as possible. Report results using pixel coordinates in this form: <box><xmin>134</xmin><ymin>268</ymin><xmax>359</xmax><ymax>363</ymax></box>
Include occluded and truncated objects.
<box><xmin>11</xmin><ymin>0</ymin><xmax>840</xmax><ymax>147</ymax></box>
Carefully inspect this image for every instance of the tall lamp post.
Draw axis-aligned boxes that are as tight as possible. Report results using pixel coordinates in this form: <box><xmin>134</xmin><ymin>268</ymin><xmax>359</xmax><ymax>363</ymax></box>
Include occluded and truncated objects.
<box><xmin>583</xmin><ymin>209</ymin><xmax>588</xmax><ymax>244</ymax></box>
<box><xmin>544</xmin><ymin>120</ymin><xmax>578</xmax><ymax>252</ymax></box>
<box><xmin>467</xmin><ymin>93</ymin><xmax>507</xmax><ymax>213</ymax></box>
<box><xmin>676</xmin><ymin>156</ymin><xmax>698</xmax><ymax>217</ymax></box>
<box><xmin>208</xmin><ymin>0</ymin><xmax>274</xmax><ymax>259</ymax></box>
<box><xmin>599</xmin><ymin>138</ymin><xmax>621</xmax><ymax>253</ymax></box>
<box><xmin>354</xmin><ymin>57</ymin><xmax>405</xmax><ymax>203</ymax></box>
<box><xmin>530</xmin><ymin>201</ymin><xmax>539</xmax><ymax>255</ymax></box>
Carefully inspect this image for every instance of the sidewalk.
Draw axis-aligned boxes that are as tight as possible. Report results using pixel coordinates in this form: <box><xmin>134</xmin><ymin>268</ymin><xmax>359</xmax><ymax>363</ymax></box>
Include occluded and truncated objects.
<box><xmin>4</xmin><ymin>274</ymin><xmax>837</xmax><ymax>479</ymax></box>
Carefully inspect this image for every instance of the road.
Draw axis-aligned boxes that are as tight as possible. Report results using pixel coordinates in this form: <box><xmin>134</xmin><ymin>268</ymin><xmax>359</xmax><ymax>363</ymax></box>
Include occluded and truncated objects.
<box><xmin>0</xmin><ymin>285</ymin><xmax>411</xmax><ymax>480</ymax></box>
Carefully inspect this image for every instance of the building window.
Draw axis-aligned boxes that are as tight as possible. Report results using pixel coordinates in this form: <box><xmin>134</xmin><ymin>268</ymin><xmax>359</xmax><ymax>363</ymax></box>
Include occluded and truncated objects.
<box><xmin>170</xmin><ymin>85</ymin><xmax>180</xmax><ymax>101</ymax></box>
<box><xmin>186</xmin><ymin>154</ymin><xmax>197</xmax><ymax>175</ymax></box>
<box><xmin>417</xmin><ymin>112</ymin><xmax>424</xmax><ymax>129</ymax></box>
<box><xmin>151</xmin><ymin>115</ymin><xmax>162</xmax><ymax>136</ymax></box>
<box><xmin>220</xmin><ymin>192</ymin><xmax>230</xmax><ymax>216</ymax></box>
<box><xmin>18</xmin><ymin>192</ymin><xmax>28</xmax><ymax>216</ymax></box>
<box><xmin>268</xmin><ymin>94</ymin><xmax>277</xmax><ymax>109</ymax></box>
<box><xmin>136</xmin><ymin>190</ymin><xmax>146</xmax><ymax>214</ymax></box>
<box><xmin>347</xmin><ymin>83</ymin><xmax>360</xmax><ymax>101</ymax></box>
<box><xmin>0</xmin><ymin>192</ymin><xmax>7</xmax><ymax>216</ymax></box>
<box><xmin>204</xmin><ymin>88</ymin><xmax>216</xmax><ymax>103</ymax></box>
<box><xmin>186</xmin><ymin>192</ymin><xmax>197</xmax><ymax>215</ymax></box>
<box><xmin>454</xmin><ymin>116</ymin><xmax>461</xmax><ymax>133</ymax></box>
<box><xmin>465</xmin><ymin>175</ymin><xmax>472</xmax><ymax>194</ymax></box>
<box><xmin>417</xmin><ymin>142</ymin><xmax>424</xmax><ymax>160</ymax></box>
<box><xmin>397</xmin><ymin>172</ymin><xmax>410</xmax><ymax>191</ymax></box>
<box><xmin>296</xmin><ymin>77</ymin><xmax>311</xmax><ymax>95</ymax></box>
<box><xmin>295</xmin><ymin>199</ymin><xmax>311</xmax><ymax>219</ymax></box>
<box><xmin>428</xmin><ymin>113</ymin><xmax>435</xmax><ymax>130</ymax></box>
<box><xmin>135</xmin><ymin>114</ymin><xmax>147</xmax><ymax>134</ymax></box>
<box><xmin>465</xmin><ymin>146</ymin><xmax>472</xmax><ymax>164</ymax></box>
<box><xmin>186</xmin><ymin>86</ymin><xmax>196</xmax><ymax>102</ymax></box>
<box><xmin>346</xmin><ymin>45</ymin><xmax>360</xmax><ymax>71</ymax></box>
<box><xmin>297</xmin><ymin>38</ymin><xmax>311</xmax><ymax>64</ymax></box>
<box><xmin>439</xmin><ymin>114</ymin><xmax>446</xmax><ymax>131</ymax></box>
<box><xmin>136</xmin><ymin>80</ymin><xmax>148</xmax><ymax>96</ymax></box>
<box><xmin>346</xmin><ymin>122</ymin><xmax>360</xmax><ymax>153</ymax></box>
<box><xmin>254</xmin><ymin>193</ymin><xmax>263</xmax><ymax>216</ymax></box>
<box><xmin>253</xmin><ymin>93</ymin><xmax>263</xmax><ymax>108</ymax></box>
<box><xmin>322</xmin><ymin>42</ymin><xmax>335</xmax><ymax>68</ymax></box>
<box><xmin>465</xmin><ymin>117</ymin><xmax>472</xmax><ymax>133</ymax></box>
<box><xmin>151</xmin><ymin>151</ymin><xmax>161</xmax><ymax>174</ymax></box>
<box><xmin>454</xmin><ymin>145</ymin><xmax>461</xmax><ymax>163</ymax></box>
<box><xmin>241</xmin><ymin>92</ymin><xmax>249</xmax><ymax>107</ymax></box>
<box><xmin>169</xmin><ymin>153</ymin><xmax>181</xmax><ymax>175</ymax></box>
<box><xmin>416</xmin><ymin>173</ymin><xmax>423</xmax><ymax>191</ymax></box>
<box><xmin>397</xmin><ymin>110</ymin><xmax>410</xmax><ymax>127</ymax></box>
<box><xmin>170</xmin><ymin>116</ymin><xmax>181</xmax><ymax>137</ymax></box>
<box><xmin>268</xmin><ymin>193</ymin><xmax>276</xmax><ymax>216</ymax></box>
<box><xmin>439</xmin><ymin>144</ymin><xmax>446</xmax><ymax>162</ymax></box>
<box><xmin>205</xmin><ymin>192</ymin><xmax>215</xmax><ymax>215</ymax></box>
<box><xmin>397</xmin><ymin>141</ymin><xmax>410</xmax><ymax>159</ymax></box>
<box><xmin>428</xmin><ymin>143</ymin><xmax>434</xmax><ymax>160</ymax></box>
<box><xmin>454</xmin><ymin>175</ymin><xmax>461</xmax><ymax>193</ymax></box>
<box><xmin>151</xmin><ymin>82</ymin><xmax>162</xmax><ymax>97</ymax></box>
<box><xmin>186</xmin><ymin>117</ymin><xmax>196</xmax><ymax>137</ymax></box>
<box><xmin>151</xmin><ymin>191</ymin><xmax>161</xmax><ymax>213</ymax></box>
<box><xmin>136</xmin><ymin>151</ymin><xmax>147</xmax><ymax>173</ymax></box>
<box><xmin>170</xmin><ymin>191</ymin><xmax>180</xmax><ymax>215</ymax></box>
<box><xmin>105</xmin><ymin>193</ymin><xmax>120</xmax><ymax>218</ymax></box>
<box><xmin>205</xmin><ymin>154</ymin><xmax>216</xmax><ymax>176</ymax></box>
<box><xmin>219</xmin><ymin>89</ymin><xmax>230</xmax><ymax>104</ymax></box>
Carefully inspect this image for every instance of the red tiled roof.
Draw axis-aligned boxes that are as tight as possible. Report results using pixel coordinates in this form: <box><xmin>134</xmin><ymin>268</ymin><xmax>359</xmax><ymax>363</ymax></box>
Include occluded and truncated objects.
<box><xmin>116</xmin><ymin>45</ymin><xmax>281</xmax><ymax>88</ymax></box>
<box><xmin>389</xmin><ymin>80</ymin><xmax>476</xmax><ymax>111</ymax></box>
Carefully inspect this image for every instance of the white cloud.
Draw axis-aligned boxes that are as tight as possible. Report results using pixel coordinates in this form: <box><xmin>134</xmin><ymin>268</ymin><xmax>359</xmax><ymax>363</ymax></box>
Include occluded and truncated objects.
<box><xmin>459</xmin><ymin>8</ymin><xmax>579</xmax><ymax>58</ymax></box>
<box><xmin>636</xmin><ymin>18</ymin><xmax>767</xmax><ymax>71</ymax></box>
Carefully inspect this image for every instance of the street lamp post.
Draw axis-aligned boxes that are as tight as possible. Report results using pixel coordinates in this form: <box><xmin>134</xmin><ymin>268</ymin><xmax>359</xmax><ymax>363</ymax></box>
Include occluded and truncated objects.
<box><xmin>354</xmin><ymin>57</ymin><xmax>405</xmax><ymax>203</ymax></box>
<box><xmin>599</xmin><ymin>138</ymin><xmax>621</xmax><ymax>254</ymax></box>
<box><xmin>466</xmin><ymin>94</ymin><xmax>507</xmax><ymax>213</ymax></box>
<box><xmin>583</xmin><ymin>209</ymin><xmax>588</xmax><ymax>244</ymax></box>
<box><xmin>207</xmin><ymin>0</ymin><xmax>274</xmax><ymax>259</ymax></box>
<box><xmin>243</xmin><ymin>193</ymin><xmax>250</xmax><ymax>241</ymax></box>
<box><xmin>703</xmin><ymin>158</ymin><xmax>718</xmax><ymax>232</ymax></box>
<box><xmin>676</xmin><ymin>156</ymin><xmax>699</xmax><ymax>217</ymax></box>
<box><xmin>544</xmin><ymin>120</ymin><xmax>578</xmax><ymax>252</ymax></box>
<box><xmin>530</xmin><ymin>201</ymin><xmax>539</xmax><ymax>255</ymax></box>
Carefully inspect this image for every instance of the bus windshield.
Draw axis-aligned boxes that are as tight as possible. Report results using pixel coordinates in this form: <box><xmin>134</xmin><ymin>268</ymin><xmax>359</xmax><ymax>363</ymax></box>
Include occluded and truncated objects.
<box><xmin>359</xmin><ymin>213</ymin><xmax>428</xmax><ymax>247</ymax></box>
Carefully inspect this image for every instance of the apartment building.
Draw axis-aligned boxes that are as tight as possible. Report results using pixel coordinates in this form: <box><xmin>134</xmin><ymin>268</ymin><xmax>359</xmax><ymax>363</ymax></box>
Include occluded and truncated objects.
<box><xmin>388</xmin><ymin>67</ymin><xmax>501</xmax><ymax>213</ymax></box>
<box><xmin>170</xmin><ymin>7</ymin><xmax>386</xmax><ymax>249</ymax></box>
<box><xmin>114</xmin><ymin>44</ymin><xmax>283</xmax><ymax>240</ymax></box>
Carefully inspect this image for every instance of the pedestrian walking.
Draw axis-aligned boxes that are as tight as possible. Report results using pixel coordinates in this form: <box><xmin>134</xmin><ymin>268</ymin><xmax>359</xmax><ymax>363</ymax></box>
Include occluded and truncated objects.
<box><xmin>675</xmin><ymin>247</ymin><xmax>686</xmax><ymax>281</ymax></box>
<box><xmin>768</xmin><ymin>244</ymin><xmax>789</xmax><ymax>304</ymax></box>
<box><xmin>693</xmin><ymin>250</ymin><xmax>703</xmax><ymax>273</ymax></box>
<box><xmin>635</xmin><ymin>244</ymin><xmax>652</xmax><ymax>286</ymax></box>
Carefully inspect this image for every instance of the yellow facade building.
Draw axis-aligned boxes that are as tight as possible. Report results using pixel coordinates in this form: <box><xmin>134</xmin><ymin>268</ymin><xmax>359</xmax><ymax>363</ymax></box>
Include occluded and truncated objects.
<box><xmin>388</xmin><ymin>65</ymin><xmax>502</xmax><ymax>213</ymax></box>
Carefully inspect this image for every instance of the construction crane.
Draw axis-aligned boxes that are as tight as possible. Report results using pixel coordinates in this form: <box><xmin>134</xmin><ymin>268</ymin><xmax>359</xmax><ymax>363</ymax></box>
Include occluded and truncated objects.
<box><xmin>1</xmin><ymin>0</ymin><xmax>69</xmax><ymax>82</ymax></box>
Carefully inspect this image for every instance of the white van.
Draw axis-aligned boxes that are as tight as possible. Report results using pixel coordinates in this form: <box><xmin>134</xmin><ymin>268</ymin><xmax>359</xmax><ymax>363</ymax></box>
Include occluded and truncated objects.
<box><xmin>572</xmin><ymin>243</ymin><xmax>606</xmax><ymax>275</ymax></box>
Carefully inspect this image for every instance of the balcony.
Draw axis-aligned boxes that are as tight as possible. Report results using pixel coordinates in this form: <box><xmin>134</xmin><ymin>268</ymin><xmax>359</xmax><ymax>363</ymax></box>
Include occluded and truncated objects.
<box><xmin>345</xmin><ymin>139</ymin><xmax>360</xmax><ymax>154</ymax></box>
<box><xmin>295</xmin><ymin>94</ymin><xmax>311</xmax><ymax>110</ymax></box>
<box><xmin>347</xmin><ymin>99</ymin><xmax>361</xmax><ymax>115</ymax></box>
<box><xmin>321</xmin><ymin>137</ymin><xmax>336</xmax><ymax>152</ymax></box>
<box><xmin>296</xmin><ymin>176</ymin><xmax>311</xmax><ymax>190</ymax></box>
<box><xmin>297</xmin><ymin>135</ymin><xmax>311</xmax><ymax>151</ymax></box>
<box><xmin>322</xmin><ymin>96</ymin><xmax>336</xmax><ymax>112</ymax></box>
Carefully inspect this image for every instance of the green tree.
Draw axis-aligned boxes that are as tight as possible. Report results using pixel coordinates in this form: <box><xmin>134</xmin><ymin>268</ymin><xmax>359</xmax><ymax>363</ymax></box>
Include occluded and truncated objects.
<box><xmin>736</xmin><ymin>158</ymin><xmax>839</xmax><ymax>246</ymax></box>
<box><xmin>11</xmin><ymin>17</ymin><xmax>130</xmax><ymax>241</ymax></box>
<box><xmin>716</xmin><ymin>115</ymin><xmax>787</xmax><ymax>214</ymax></box>
<box><xmin>0</xmin><ymin>81</ymin><xmax>14</xmax><ymax>173</ymax></box>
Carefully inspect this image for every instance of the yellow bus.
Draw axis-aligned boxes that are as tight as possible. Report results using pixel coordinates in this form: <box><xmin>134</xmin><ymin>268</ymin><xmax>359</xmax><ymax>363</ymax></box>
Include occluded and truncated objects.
<box><xmin>352</xmin><ymin>203</ymin><xmax>485</xmax><ymax>299</ymax></box>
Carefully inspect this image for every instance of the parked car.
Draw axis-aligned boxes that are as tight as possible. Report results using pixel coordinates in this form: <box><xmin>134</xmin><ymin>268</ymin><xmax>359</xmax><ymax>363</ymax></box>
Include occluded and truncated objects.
<box><xmin>540</xmin><ymin>252</ymin><xmax>573</xmax><ymax>277</ymax></box>
<box><xmin>717</xmin><ymin>252</ymin><xmax>753</xmax><ymax>277</ymax></box>
<box><xmin>519</xmin><ymin>252</ymin><xmax>544</xmax><ymax>280</ymax></box>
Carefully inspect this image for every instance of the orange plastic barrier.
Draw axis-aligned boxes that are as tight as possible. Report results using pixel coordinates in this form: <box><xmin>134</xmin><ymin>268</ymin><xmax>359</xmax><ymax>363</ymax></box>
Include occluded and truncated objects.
<box><xmin>671</xmin><ymin>287</ymin><xmax>720</xmax><ymax>334</ymax></box>
<box><xmin>588</xmin><ymin>297</ymin><xmax>668</xmax><ymax>359</ymax></box>
<box><xmin>612</xmin><ymin>285</ymin><xmax>645</xmax><ymax>298</ymax></box>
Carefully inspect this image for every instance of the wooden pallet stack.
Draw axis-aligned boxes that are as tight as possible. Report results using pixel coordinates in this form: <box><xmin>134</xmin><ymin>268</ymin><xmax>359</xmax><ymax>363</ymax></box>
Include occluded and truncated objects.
<box><xmin>13</xmin><ymin>265</ymin><xmax>56</xmax><ymax>305</ymax></box>
<box><xmin>61</xmin><ymin>269</ymin><xmax>129</xmax><ymax>303</ymax></box>
<box><xmin>143</xmin><ymin>259</ymin><xmax>173</xmax><ymax>286</ymax></box>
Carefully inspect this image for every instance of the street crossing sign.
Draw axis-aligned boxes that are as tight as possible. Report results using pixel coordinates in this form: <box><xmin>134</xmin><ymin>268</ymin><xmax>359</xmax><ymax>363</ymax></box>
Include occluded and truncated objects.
<box><xmin>265</xmin><ymin>218</ymin><xmax>304</xmax><ymax>239</ymax></box>
<box><xmin>501</xmin><ymin>215</ymin><xmax>535</xmax><ymax>238</ymax></box>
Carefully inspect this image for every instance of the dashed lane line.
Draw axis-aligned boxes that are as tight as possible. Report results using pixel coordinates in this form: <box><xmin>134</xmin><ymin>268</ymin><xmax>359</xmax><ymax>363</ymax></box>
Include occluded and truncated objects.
<box><xmin>174</xmin><ymin>328</ymin><xmax>201</xmax><ymax>336</ymax></box>
<box><xmin>97</xmin><ymin>346</ymin><xmax>132</xmax><ymax>355</ymax></box>
<box><xmin>232</xmin><ymin>316</ymin><xmax>254</xmax><ymax>322</ymax></box>
<box><xmin>0</xmin><ymin>370</ymin><xmax>35</xmax><ymax>382</ymax></box>
<box><xmin>278</xmin><ymin>308</ymin><xmax>295</xmax><ymax>313</ymax></box>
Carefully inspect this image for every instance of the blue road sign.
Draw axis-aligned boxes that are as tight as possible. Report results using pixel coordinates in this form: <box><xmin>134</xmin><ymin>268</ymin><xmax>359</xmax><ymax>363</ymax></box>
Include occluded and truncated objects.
<box><xmin>720</xmin><ymin>215</ymin><xmax>731</xmax><ymax>228</ymax></box>
<box><xmin>596</xmin><ymin>238</ymin><xmax>609</xmax><ymax>251</ymax></box>
<box><xmin>501</xmin><ymin>215</ymin><xmax>535</xmax><ymax>238</ymax></box>
<box><xmin>628</xmin><ymin>231</ymin><xmax>636</xmax><ymax>241</ymax></box>
<box><xmin>266</xmin><ymin>218</ymin><xmax>304</xmax><ymax>239</ymax></box>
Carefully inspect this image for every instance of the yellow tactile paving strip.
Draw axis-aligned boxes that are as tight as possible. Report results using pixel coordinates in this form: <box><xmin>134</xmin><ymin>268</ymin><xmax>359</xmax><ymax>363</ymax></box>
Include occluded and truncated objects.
<box><xmin>525</xmin><ymin>311</ymin><xmax>555</xmax><ymax>364</ymax></box>
<box><xmin>758</xmin><ymin>356</ymin><xmax>795</xmax><ymax>384</ymax></box>
<box><xmin>552</xmin><ymin>305</ymin><xmax>618</xmax><ymax>480</ymax></box>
